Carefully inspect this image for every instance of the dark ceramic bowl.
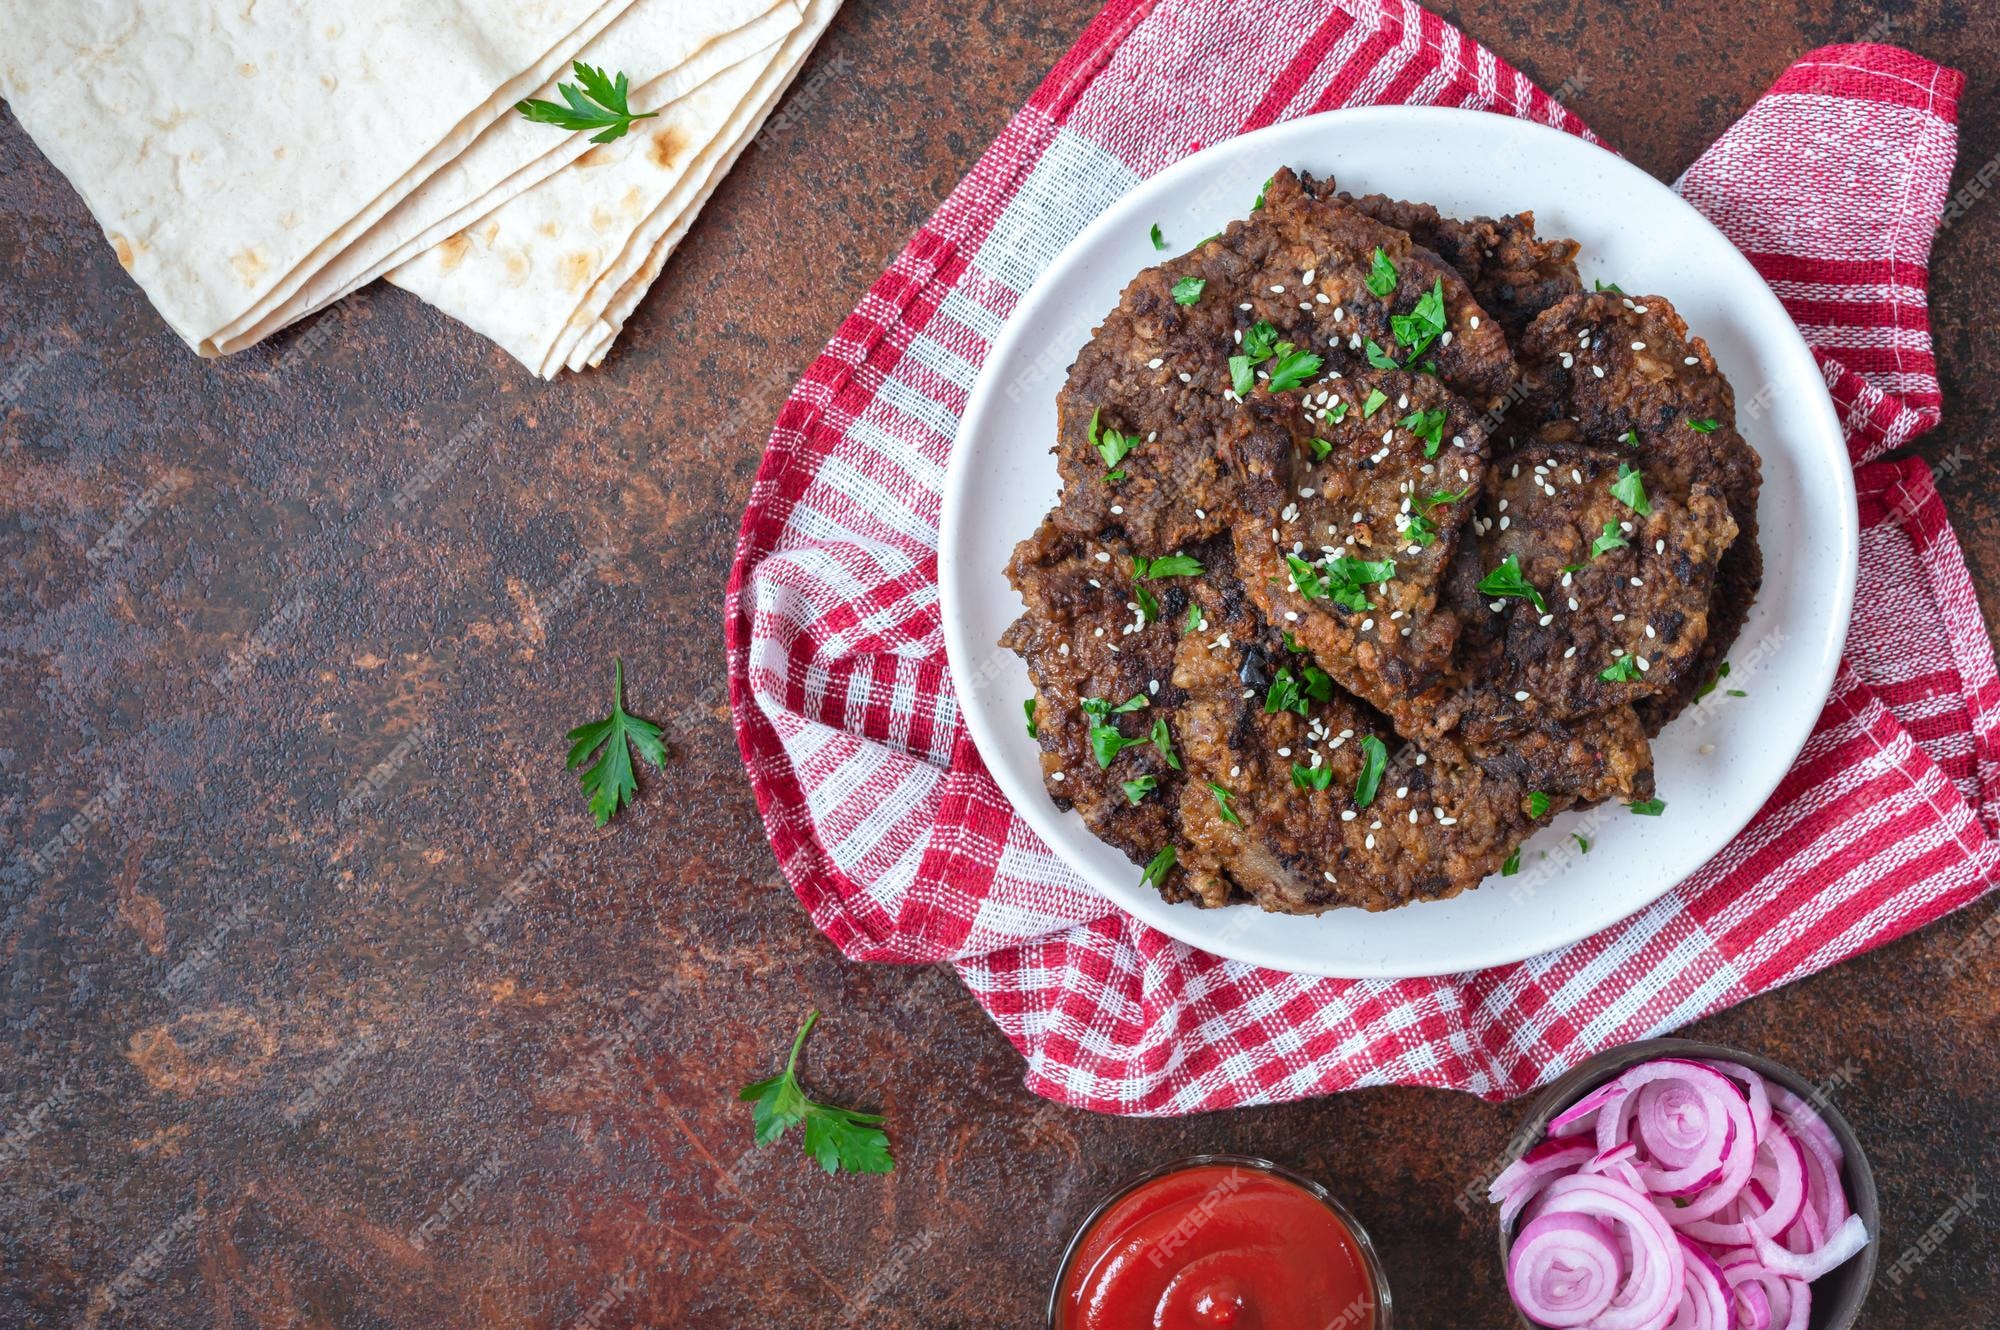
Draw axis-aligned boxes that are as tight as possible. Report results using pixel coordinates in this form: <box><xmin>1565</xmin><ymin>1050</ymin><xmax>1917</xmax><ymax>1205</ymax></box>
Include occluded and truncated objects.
<box><xmin>1047</xmin><ymin>1153</ymin><xmax>1393</xmax><ymax>1329</ymax></box>
<box><xmin>1496</xmin><ymin>1038</ymin><xmax>1879</xmax><ymax>1330</ymax></box>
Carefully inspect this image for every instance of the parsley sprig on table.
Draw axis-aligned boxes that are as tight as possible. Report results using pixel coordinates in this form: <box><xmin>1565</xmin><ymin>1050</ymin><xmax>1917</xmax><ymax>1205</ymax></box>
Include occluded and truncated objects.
<box><xmin>739</xmin><ymin>1011</ymin><xmax>894</xmax><ymax>1176</ymax></box>
<box><xmin>516</xmin><ymin>62</ymin><xmax>659</xmax><ymax>144</ymax></box>
<box><xmin>564</xmin><ymin>658</ymin><xmax>667</xmax><ymax>825</ymax></box>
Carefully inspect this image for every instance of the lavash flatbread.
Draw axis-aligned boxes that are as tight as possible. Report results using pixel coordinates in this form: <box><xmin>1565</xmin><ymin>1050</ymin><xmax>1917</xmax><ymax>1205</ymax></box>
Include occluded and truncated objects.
<box><xmin>208</xmin><ymin>0</ymin><xmax>800</xmax><ymax>354</ymax></box>
<box><xmin>0</xmin><ymin>0</ymin><xmax>641</xmax><ymax>353</ymax></box>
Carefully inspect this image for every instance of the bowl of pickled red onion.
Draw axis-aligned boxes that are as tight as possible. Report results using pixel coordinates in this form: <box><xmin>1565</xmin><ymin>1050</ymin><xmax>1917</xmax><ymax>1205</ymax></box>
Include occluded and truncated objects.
<box><xmin>1493</xmin><ymin>1038</ymin><xmax>1879</xmax><ymax>1330</ymax></box>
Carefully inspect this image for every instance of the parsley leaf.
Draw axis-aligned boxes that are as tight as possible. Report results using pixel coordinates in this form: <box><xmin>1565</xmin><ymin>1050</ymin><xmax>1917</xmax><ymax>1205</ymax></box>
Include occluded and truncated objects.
<box><xmin>1629</xmin><ymin>798</ymin><xmax>1666</xmax><ymax>816</ymax></box>
<box><xmin>1611</xmin><ymin>462</ymin><xmax>1651</xmax><ymax>516</ymax></box>
<box><xmin>1207</xmin><ymin>782</ymin><xmax>1243</xmax><ymax>826</ymax></box>
<box><xmin>1090</xmin><ymin>408</ymin><xmax>1137</xmax><ymax>469</ymax></box>
<box><xmin>1267</xmin><ymin>345</ymin><xmax>1324</xmax><ymax>393</ymax></box>
<box><xmin>1422</xmin><ymin>486</ymin><xmax>1471</xmax><ymax>508</ymax></box>
<box><xmin>1150</xmin><ymin>223</ymin><xmax>1167</xmax><ymax>250</ymax></box>
<box><xmin>1593</xmin><ymin>278</ymin><xmax>1624</xmax><ymax>294</ymax></box>
<box><xmin>1309</xmin><ymin>436</ymin><xmax>1334</xmax><ymax>461</ymax></box>
<box><xmin>1083</xmin><ymin>695</ymin><xmax>1150</xmax><ymax>767</ymax></box>
<box><xmin>1695</xmin><ymin>661</ymin><xmax>1732</xmax><ymax>701</ymax></box>
<box><xmin>1150</xmin><ymin>716</ymin><xmax>1182</xmax><ymax>769</ymax></box>
<box><xmin>1321</xmin><ymin>400</ymin><xmax>1349</xmax><ymax>425</ymax></box>
<box><xmin>1292</xmin><ymin>762</ymin><xmax>1334</xmax><ymax>792</ymax></box>
<box><xmin>1390</xmin><ymin>278</ymin><xmax>1447</xmax><ymax>358</ymax></box>
<box><xmin>739</xmin><ymin>1011</ymin><xmax>894</xmax><ymax>1176</ymax></box>
<box><xmin>1123</xmin><ymin>776</ymin><xmax>1158</xmax><ymax>804</ymax></box>
<box><xmin>1141</xmin><ymin>845</ymin><xmax>1177</xmax><ymax>889</ymax></box>
<box><xmin>564</xmin><ymin>658</ymin><xmax>667</xmax><ymax>826</ymax></box>
<box><xmin>1403</xmin><ymin>511</ymin><xmax>1439</xmax><ymax>548</ymax></box>
<box><xmin>1253</xmin><ymin>175</ymin><xmax>1274</xmax><ymax>210</ymax></box>
<box><xmin>1501</xmin><ymin>849</ymin><xmax>1522</xmax><ymax>876</ymax></box>
<box><xmin>1286</xmin><ymin>554</ymin><xmax>1328</xmax><ymax>601</ymax></box>
<box><xmin>1133</xmin><ymin>582</ymin><xmax>1161</xmax><ymax>624</ymax></box>
<box><xmin>1183</xmin><ymin>602</ymin><xmax>1203</xmax><ymax>633</ymax></box>
<box><xmin>1366</xmin><ymin>247</ymin><xmax>1398</xmax><ymax>297</ymax></box>
<box><xmin>1104</xmin><ymin>469</ymin><xmax>1127</xmax><ymax>484</ymax></box>
<box><xmin>1688</xmin><ymin>418</ymin><xmax>1719</xmax><ymax>433</ymax></box>
<box><xmin>1354</xmin><ymin>735</ymin><xmax>1388</xmax><ymax>808</ymax></box>
<box><xmin>1600</xmin><ymin>655</ymin><xmax>1641</xmax><ymax>682</ymax></box>
<box><xmin>1590</xmin><ymin>520</ymin><xmax>1630</xmax><ymax>559</ymax></box>
<box><xmin>1024</xmin><ymin>698</ymin><xmax>1038</xmax><ymax>738</ymax></box>
<box><xmin>1264</xmin><ymin>665</ymin><xmax>1334</xmax><ymax>717</ymax></box>
<box><xmin>1618</xmin><ymin>429</ymin><xmax>1639</xmax><ymax>447</ymax></box>
<box><xmin>1324</xmin><ymin>556</ymin><xmax>1397</xmax><ymax>612</ymax></box>
<box><xmin>1243</xmin><ymin>321</ymin><xmax>1280</xmax><ymax>360</ymax></box>
<box><xmin>1364</xmin><ymin>339</ymin><xmax>1402</xmax><ymax>370</ymax></box>
<box><xmin>1528</xmin><ymin>790</ymin><xmax>1551</xmax><ymax>818</ymax></box>
<box><xmin>517</xmin><ymin>63</ymin><xmax>660</xmax><ymax>144</ymax></box>
<box><xmin>1362</xmin><ymin>388</ymin><xmax>1388</xmax><ymax>418</ymax></box>
<box><xmin>1477</xmin><ymin>554</ymin><xmax>1547</xmax><ymax>613</ymax></box>
<box><xmin>1400</xmin><ymin>407</ymin><xmax>1447</xmax><ymax>457</ymax></box>
<box><xmin>1572</xmin><ymin>833</ymin><xmax>1591</xmax><ymax>854</ymax></box>
<box><xmin>1137</xmin><ymin>553</ymin><xmax>1204</xmax><ymax>579</ymax></box>
<box><xmin>1172</xmin><ymin>276</ymin><xmax>1206</xmax><ymax>305</ymax></box>
<box><xmin>1229</xmin><ymin>354</ymin><xmax>1257</xmax><ymax>396</ymax></box>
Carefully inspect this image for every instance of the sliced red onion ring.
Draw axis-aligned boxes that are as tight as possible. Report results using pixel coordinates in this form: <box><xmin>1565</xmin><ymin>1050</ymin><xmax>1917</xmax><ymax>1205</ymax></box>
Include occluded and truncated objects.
<box><xmin>1496</xmin><ymin>1056</ymin><xmax>1866</xmax><ymax>1330</ymax></box>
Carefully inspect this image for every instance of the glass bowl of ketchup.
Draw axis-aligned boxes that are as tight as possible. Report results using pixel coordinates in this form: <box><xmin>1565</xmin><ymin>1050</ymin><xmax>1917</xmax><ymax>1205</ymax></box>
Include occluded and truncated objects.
<box><xmin>1049</xmin><ymin>1154</ymin><xmax>1393</xmax><ymax>1330</ymax></box>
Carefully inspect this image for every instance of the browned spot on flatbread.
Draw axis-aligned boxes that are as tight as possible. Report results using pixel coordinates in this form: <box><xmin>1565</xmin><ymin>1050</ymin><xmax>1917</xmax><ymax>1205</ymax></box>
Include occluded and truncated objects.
<box><xmin>538</xmin><ymin>221</ymin><xmax>558</xmax><ymax>238</ymax></box>
<box><xmin>649</xmin><ymin>124</ymin><xmax>688</xmax><ymax>169</ymax></box>
<box><xmin>231</xmin><ymin>248</ymin><xmax>269</xmax><ymax>286</ymax></box>
<box><xmin>560</xmin><ymin>251</ymin><xmax>595</xmax><ymax>293</ymax></box>
<box><xmin>110</xmin><ymin>234</ymin><xmax>136</xmax><ymax>269</ymax></box>
<box><xmin>127</xmin><ymin>1008</ymin><xmax>277</xmax><ymax>1095</ymax></box>
<box><xmin>589</xmin><ymin>206</ymin><xmax>614</xmax><ymax>234</ymax></box>
<box><xmin>436</xmin><ymin>231</ymin><xmax>473</xmax><ymax>274</ymax></box>
<box><xmin>500</xmin><ymin>249</ymin><xmax>531</xmax><ymax>288</ymax></box>
<box><xmin>620</xmin><ymin>186</ymin><xmax>643</xmax><ymax>217</ymax></box>
<box><xmin>578</xmin><ymin>145</ymin><xmax>617</xmax><ymax>169</ymax></box>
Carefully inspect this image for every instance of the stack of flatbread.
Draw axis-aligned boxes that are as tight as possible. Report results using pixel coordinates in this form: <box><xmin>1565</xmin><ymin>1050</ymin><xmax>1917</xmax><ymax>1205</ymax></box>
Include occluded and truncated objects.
<box><xmin>0</xmin><ymin>0</ymin><xmax>838</xmax><ymax>376</ymax></box>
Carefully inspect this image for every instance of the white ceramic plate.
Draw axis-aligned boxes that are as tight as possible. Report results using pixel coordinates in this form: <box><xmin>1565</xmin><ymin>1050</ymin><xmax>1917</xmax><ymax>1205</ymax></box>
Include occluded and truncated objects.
<box><xmin>939</xmin><ymin>107</ymin><xmax>1855</xmax><ymax>979</ymax></box>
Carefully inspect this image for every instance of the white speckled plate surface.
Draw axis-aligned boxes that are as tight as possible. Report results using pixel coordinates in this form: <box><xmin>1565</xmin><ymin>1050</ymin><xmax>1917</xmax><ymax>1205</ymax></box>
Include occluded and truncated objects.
<box><xmin>939</xmin><ymin>107</ymin><xmax>1855</xmax><ymax>979</ymax></box>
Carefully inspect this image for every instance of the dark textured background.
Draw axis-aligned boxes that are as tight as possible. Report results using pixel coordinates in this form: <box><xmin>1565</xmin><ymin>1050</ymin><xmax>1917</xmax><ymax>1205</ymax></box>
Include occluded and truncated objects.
<box><xmin>3</xmin><ymin>2</ymin><xmax>1996</xmax><ymax>1326</ymax></box>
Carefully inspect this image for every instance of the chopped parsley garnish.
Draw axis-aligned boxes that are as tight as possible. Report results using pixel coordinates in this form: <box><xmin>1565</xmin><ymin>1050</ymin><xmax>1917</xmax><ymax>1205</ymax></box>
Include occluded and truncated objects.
<box><xmin>1172</xmin><ymin>276</ymin><xmax>1207</xmax><ymax>305</ymax></box>
<box><xmin>1309</xmin><ymin>436</ymin><xmax>1334</xmax><ymax>461</ymax></box>
<box><xmin>1140</xmin><ymin>844</ymin><xmax>1177</xmax><ymax>889</ymax></box>
<box><xmin>1611</xmin><ymin>462</ymin><xmax>1652</xmax><ymax>516</ymax></box>
<box><xmin>1629</xmin><ymin>798</ymin><xmax>1666</xmax><ymax>816</ymax></box>
<box><xmin>564</xmin><ymin>658</ymin><xmax>667</xmax><ymax>826</ymax></box>
<box><xmin>1422</xmin><ymin>486</ymin><xmax>1471</xmax><ymax>508</ymax></box>
<box><xmin>1324</xmin><ymin>556</ymin><xmax>1398</xmax><ymax>612</ymax></box>
<box><xmin>1183</xmin><ymin>602</ymin><xmax>1203</xmax><ymax>633</ymax></box>
<box><xmin>1135</xmin><ymin>553</ymin><xmax>1203</xmax><ymax>579</ymax></box>
<box><xmin>1321</xmin><ymin>400</ymin><xmax>1349</xmax><ymax>425</ymax></box>
<box><xmin>1090</xmin><ymin>408</ymin><xmax>1138</xmax><ymax>469</ymax></box>
<box><xmin>1286</xmin><ymin>554</ymin><xmax>1327</xmax><ymax>600</ymax></box>
<box><xmin>1501</xmin><ymin>850</ymin><xmax>1522</xmax><ymax>876</ymax></box>
<box><xmin>1399</xmin><ymin>407</ymin><xmax>1447</xmax><ymax>457</ymax></box>
<box><xmin>1528</xmin><ymin>791</ymin><xmax>1551</xmax><ymax>818</ymax></box>
<box><xmin>1590</xmin><ymin>520</ymin><xmax>1631</xmax><ymax>559</ymax></box>
<box><xmin>1123</xmin><ymin>776</ymin><xmax>1158</xmax><ymax>804</ymax></box>
<box><xmin>1403</xmin><ymin>512</ymin><xmax>1439</xmax><ymax>548</ymax></box>
<box><xmin>1688</xmin><ymin>418</ymin><xmax>1720</xmax><ymax>433</ymax></box>
<box><xmin>1618</xmin><ymin>429</ymin><xmax>1640</xmax><ymax>447</ymax></box>
<box><xmin>1082</xmin><ymin>694</ymin><xmax>1150</xmax><ymax>767</ymax></box>
<box><xmin>1104</xmin><ymin>469</ymin><xmax>1127</xmax><ymax>484</ymax></box>
<box><xmin>1134</xmin><ymin>583</ymin><xmax>1161</xmax><ymax>624</ymax></box>
<box><xmin>739</xmin><ymin>1010</ymin><xmax>894</xmax><ymax>1176</ymax></box>
<box><xmin>1390</xmin><ymin>278</ymin><xmax>1447</xmax><ymax>358</ymax></box>
<box><xmin>1149</xmin><ymin>717</ymin><xmax>1181</xmax><ymax>769</ymax></box>
<box><xmin>1243</xmin><ymin>321</ymin><xmax>1280</xmax><ymax>360</ymax></box>
<box><xmin>1366</xmin><ymin>246</ymin><xmax>1399</xmax><ymax>297</ymax></box>
<box><xmin>1229</xmin><ymin>355</ymin><xmax>1256</xmax><ymax>396</ymax></box>
<box><xmin>1353</xmin><ymin>735</ymin><xmax>1388</xmax><ymax>808</ymax></box>
<box><xmin>1695</xmin><ymin>661</ymin><xmax>1732</xmax><ymax>700</ymax></box>
<box><xmin>1593</xmin><ymin>278</ymin><xmax>1624</xmax><ymax>294</ymax></box>
<box><xmin>1477</xmin><ymin>554</ymin><xmax>1547</xmax><ymax>613</ymax></box>
<box><xmin>1362</xmin><ymin>388</ymin><xmax>1389</xmax><ymax>418</ymax></box>
<box><xmin>1292</xmin><ymin>762</ymin><xmax>1334</xmax><ymax>792</ymax></box>
<box><xmin>1572</xmin><ymin>833</ymin><xmax>1591</xmax><ymax>854</ymax></box>
<box><xmin>1266</xmin><ymin>345</ymin><xmax>1324</xmax><ymax>392</ymax></box>
<box><xmin>1264</xmin><ymin>665</ymin><xmax>1334</xmax><ymax>717</ymax></box>
<box><xmin>1253</xmin><ymin>175</ymin><xmax>1274</xmax><ymax>210</ymax></box>
<box><xmin>1364</xmin><ymin>339</ymin><xmax>1401</xmax><ymax>370</ymax></box>
<box><xmin>1150</xmin><ymin>223</ymin><xmax>1167</xmax><ymax>250</ymax></box>
<box><xmin>1207</xmin><ymin>782</ymin><xmax>1244</xmax><ymax>826</ymax></box>
<box><xmin>1282</xmin><ymin>631</ymin><xmax>1306</xmax><ymax>652</ymax></box>
<box><xmin>1600</xmin><ymin>655</ymin><xmax>1641</xmax><ymax>683</ymax></box>
<box><xmin>1024</xmin><ymin>699</ymin><xmax>1038</xmax><ymax>738</ymax></box>
<box><xmin>517</xmin><ymin>63</ymin><xmax>660</xmax><ymax>144</ymax></box>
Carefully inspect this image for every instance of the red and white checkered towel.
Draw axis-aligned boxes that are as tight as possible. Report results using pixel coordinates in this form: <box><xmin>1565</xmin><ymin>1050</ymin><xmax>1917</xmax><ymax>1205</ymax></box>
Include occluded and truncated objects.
<box><xmin>726</xmin><ymin>0</ymin><xmax>1998</xmax><ymax>1114</ymax></box>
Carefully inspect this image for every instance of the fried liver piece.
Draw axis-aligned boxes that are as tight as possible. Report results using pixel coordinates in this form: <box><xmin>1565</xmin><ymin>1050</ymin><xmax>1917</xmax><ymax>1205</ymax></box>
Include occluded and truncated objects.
<box><xmin>1049</xmin><ymin>167</ymin><xmax>1517</xmax><ymax>555</ymax></box>
<box><xmin>1446</xmin><ymin>440</ymin><xmax>1738</xmax><ymax>742</ymax></box>
<box><xmin>1509</xmin><ymin>291</ymin><xmax>1763</xmax><ymax>731</ymax></box>
<box><xmin>1342</xmin><ymin>192</ymin><xmax>1584</xmax><ymax>342</ymax></box>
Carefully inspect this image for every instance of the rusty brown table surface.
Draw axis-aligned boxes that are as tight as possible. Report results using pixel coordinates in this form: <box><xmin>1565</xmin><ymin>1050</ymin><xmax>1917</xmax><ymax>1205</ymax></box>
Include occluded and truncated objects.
<box><xmin>4</xmin><ymin>2</ymin><xmax>1998</xmax><ymax>1326</ymax></box>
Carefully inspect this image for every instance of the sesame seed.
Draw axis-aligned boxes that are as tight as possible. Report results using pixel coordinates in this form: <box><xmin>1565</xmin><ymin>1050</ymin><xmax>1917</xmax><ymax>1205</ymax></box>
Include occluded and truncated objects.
<box><xmin>1278</xmin><ymin>747</ymin><xmax>1292</xmax><ymax>757</ymax></box>
<box><xmin>1147</xmin><ymin>357</ymin><xmax>1164</xmax><ymax>368</ymax></box>
<box><xmin>1631</xmin><ymin>577</ymin><xmax>1645</xmax><ymax>587</ymax></box>
<box><xmin>1179</xmin><ymin>371</ymin><xmax>1192</xmax><ymax>382</ymax></box>
<box><xmin>1469</xmin><ymin>316</ymin><xmax>1481</xmax><ymax>329</ymax></box>
<box><xmin>1700</xmin><ymin>743</ymin><xmax>1715</xmax><ymax>755</ymax></box>
<box><xmin>1342</xmin><ymin>810</ymin><xmax>1357</xmax><ymax>821</ymax></box>
<box><xmin>1636</xmin><ymin>656</ymin><xmax>1651</xmax><ymax>672</ymax></box>
<box><xmin>1051</xmin><ymin>771</ymin><xmax>1065</xmax><ymax>782</ymax></box>
<box><xmin>1271</xmin><ymin>284</ymin><xmax>1286</xmax><ymax>293</ymax></box>
<box><xmin>1684</xmin><ymin>356</ymin><xmax>1699</xmax><ymax>366</ymax></box>
<box><xmin>1150</xmin><ymin>680</ymin><xmax>1160</xmax><ymax>694</ymax></box>
<box><xmin>1324</xmin><ymin>871</ymin><xmax>1338</xmax><ymax>884</ymax></box>
<box><xmin>1632</xmin><ymin>341</ymin><xmax>1647</xmax><ymax>351</ymax></box>
<box><xmin>1539</xmin><ymin>613</ymin><xmax>1554</xmax><ymax>627</ymax></box>
<box><xmin>1095</xmin><ymin>552</ymin><xmax>1110</xmax><ymax>563</ymax></box>
<box><xmin>1656</xmin><ymin>539</ymin><xmax>1665</xmax><ymax>554</ymax></box>
<box><xmin>1302</xmin><ymin>268</ymin><xmax>1316</xmax><ymax>284</ymax></box>
<box><xmin>1612</xmin><ymin>613</ymin><xmax>1626</xmax><ymax>623</ymax></box>
<box><xmin>1592</xmin><ymin>366</ymin><xmax>1606</xmax><ymax>378</ymax></box>
<box><xmin>1110</xmin><ymin>505</ymin><xmax>1123</xmax><ymax>514</ymax></box>
<box><xmin>1240</xmin><ymin>302</ymin><xmax>1254</xmax><ymax>311</ymax></box>
<box><xmin>1563</xmin><ymin>646</ymin><xmax>1577</xmax><ymax>658</ymax></box>
<box><xmin>1645</xmin><ymin>625</ymin><xmax>1657</xmax><ymax>639</ymax></box>
<box><xmin>1514</xmin><ymin>690</ymin><xmax>1530</xmax><ymax>702</ymax></box>
<box><xmin>1365</xmin><ymin>834</ymin><xmax>1376</xmax><ymax>849</ymax></box>
<box><xmin>1409</xmin><ymin>809</ymin><xmax>1419</xmax><ymax>824</ymax></box>
<box><xmin>1333</xmin><ymin>306</ymin><xmax>1345</xmax><ymax>320</ymax></box>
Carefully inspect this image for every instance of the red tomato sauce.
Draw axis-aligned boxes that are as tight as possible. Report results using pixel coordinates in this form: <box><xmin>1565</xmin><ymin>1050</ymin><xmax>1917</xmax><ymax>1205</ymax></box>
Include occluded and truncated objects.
<box><xmin>1055</xmin><ymin>1163</ymin><xmax>1378</xmax><ymax>1329</ymax></box>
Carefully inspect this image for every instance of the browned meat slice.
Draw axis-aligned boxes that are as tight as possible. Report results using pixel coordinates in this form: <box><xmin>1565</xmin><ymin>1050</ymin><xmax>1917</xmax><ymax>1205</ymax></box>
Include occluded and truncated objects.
<box><xmin>1048</xmin><ymin>167</ymin><xmax>1516</xmax><ymax>554</ymax></box>
<box><xmin>1227</xmin><ymin>369</ymin><xmax>1489</xmax><ymax>737</ymax></box>
<box><xmin>1343</xmin><ymin>192</ymin><xmax>1584</xmax><ymax>341</ymax></box>
<box><xmin>1445</xmin><ymin>441</ymin><xmax>1738</xmax><ymax>742</ymax></box>
<box><xmin>1509</xmin><ymin>292</ymin><xmax>1762</xmax><ymax>731</ymax></box>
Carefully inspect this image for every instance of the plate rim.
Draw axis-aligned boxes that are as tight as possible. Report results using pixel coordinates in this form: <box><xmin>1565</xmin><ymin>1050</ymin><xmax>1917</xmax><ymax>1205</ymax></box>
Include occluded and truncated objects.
<box><xmin>939</xmin><ymin>104</ymin><xmax>1858</xmax><ymax>978</ymax></box>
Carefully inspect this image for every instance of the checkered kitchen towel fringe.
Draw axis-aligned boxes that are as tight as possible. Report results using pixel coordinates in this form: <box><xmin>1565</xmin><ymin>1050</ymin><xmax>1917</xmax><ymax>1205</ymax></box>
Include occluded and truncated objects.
<box><xmin>727</xmin><ymin>0</ymin><xmax>1999</xmax><ymax>1114</ymax></box>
